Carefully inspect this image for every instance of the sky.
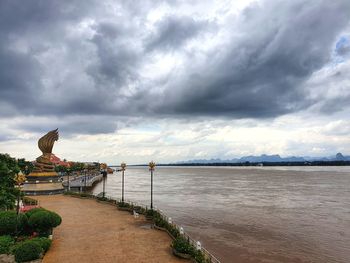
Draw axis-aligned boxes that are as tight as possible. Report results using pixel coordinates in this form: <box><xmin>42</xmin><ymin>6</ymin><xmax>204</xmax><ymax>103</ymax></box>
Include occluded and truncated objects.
<box><xmin>0</xmin><ymin>0</ymin><xmax>350</xmax><ymax>164</ymax></box>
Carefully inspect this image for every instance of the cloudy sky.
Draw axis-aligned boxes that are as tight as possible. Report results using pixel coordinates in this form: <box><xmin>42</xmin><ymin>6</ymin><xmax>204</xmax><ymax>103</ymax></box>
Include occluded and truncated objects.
<box><xmin>0</xmin><ymin>0</ymin><xmax>350</xmax><ymax>164</ymax></box>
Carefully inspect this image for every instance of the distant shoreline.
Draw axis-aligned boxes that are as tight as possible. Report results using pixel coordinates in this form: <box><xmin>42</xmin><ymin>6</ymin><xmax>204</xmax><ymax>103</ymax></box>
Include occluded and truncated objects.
<box><xmin>111</xmin><ymin>161</ymin><xmax>350</xmax><ymax>167</ymax></box>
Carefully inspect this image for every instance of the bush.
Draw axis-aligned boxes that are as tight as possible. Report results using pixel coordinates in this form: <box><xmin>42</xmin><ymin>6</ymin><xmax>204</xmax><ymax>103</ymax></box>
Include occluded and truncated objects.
<box><xmin>192</xmin><ymin>250</ymin><xmax>207</xmax><ymax>263</ymax></box>
<box><xmin>172</xmin><ymin>237</ymin><xmax>193</xmax><ymax>255</ymax></box>
<box><xmin>168</xmin><ymin>224</ymin><xmax>180</xmax><ymax>239</ymax></box>
<box><xmin>0</xmin><ymin>235</ymin><xmax>14</xmax><ymax>254</ymax></box>
<box><xmin>22</xmin><ymin>197</ymin><xmax>38</xmax><ymax>206</ymax></box>
<box><xmin>25</xmin><ymin>208</ymin><xmax>46</xmax><ymax>219</ymax></box>
<box><xmin>145</xmin><ymin>209</ymin><xmax>155</xmax><ymax>217</ymax></box>
<box><xmin>154</xmin><ymin>217</ymin><xmax>167</xmax><ymax>228</ymax></box>
<box><xmin>117</xmin><ymin>201</ymin><xmax>130</xmax><ymax>208</ymax></box>
<box><xmin>0</xmin><ymin>211</ymin><xmax>28</xmax><ymax>235</ymax></box>
<box><xmin>28</xmin><ymin>210</ymin><xmax>62</xmax><ymax>236</ymax></box>
<box><xmin>13</xmin><ymin>240</ymin><xmax>42</xmax><ymax>262</ymax></box>
<box><xmin>31</xmin><ymin>237</ymin><xmax>52</xmax><ymax>253</ymax></box>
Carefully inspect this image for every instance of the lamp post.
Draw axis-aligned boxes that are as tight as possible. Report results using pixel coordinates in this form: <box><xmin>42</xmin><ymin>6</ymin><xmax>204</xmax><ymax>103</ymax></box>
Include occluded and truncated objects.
<box><xmin>14</xmin><ymin>171</ymin><xmax>26</xmax><ymax>235</ymax></box>
<box><xmin>100</xmin><ymin>163</ymin><xmax>107</xmax><ymax>198</ymax></box>
<box><xmin>148</xmin><ymin>161</ymin><xmax>156</xmax><ymax>210</ymax></box>
<box><xmin>84</xmin><ymin>164</ymin><xmax>88</xmax><ymax>192</ymax></box>
<box><xmin>67</xmin><ymin>167</ymin><xmax>71</xmax><ymax>191</ymax></box>
<box><xmin>120</xmin><ymin>163</ymin><xmax>126</xmax><ymax>202</ymax></box>
<box><xmin>14</xmin><ymin>171</ymin><xmax>26</xmax><ymax>215</ymax></box>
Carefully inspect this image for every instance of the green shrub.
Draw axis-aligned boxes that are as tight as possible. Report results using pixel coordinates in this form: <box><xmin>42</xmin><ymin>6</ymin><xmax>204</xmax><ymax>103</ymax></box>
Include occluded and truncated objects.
<box><xmin>0</xmin><ymin>211</ymin><xmax>28</xmax><ymax>235</ymax></box>
<box><xmin>13</xmin><ymin>240</ymin><xmax>42</xmax><ymax>262</ymax></box>
<box><xmin>117</xmin><ymin>201</ymin><xmax>130</xmax><ymax>208</ymax></box>
<box><xmin>145</xmin><ymin>209</ymin><xmax>155</xmax><ymax>217</ymax></box>
<box><xmin>0</xmin><ymin>235</ymin><xmax>14</xmax><ymax>254</ymax></box>
<box><xmin>28</xmin><ymin>210</ymin><xmax>62</xmax><ymax>236</ymax></box>
<box><xmin>172</xmin><ymin>237</ymin><xmax>193</xmax><ymax>254</ymax></box>
<box><xmin>22</xmin><ymin>197</ymin><xmax>38</xmax><ymax>206</ymax></box>
<box><xmin>168</xmin><ymin>224</ymin><xmax>180</xmax><ymax>238</ymax></box>
<box><xmin>192</xmin><ymin>250</ymin><xmax>207</xmax><ymax>263</ymax></box>
<box><xmin>25</xmin><ymin>208</ymin><xmax>46</xmax><ymax>219</ymax></box>
<box><xmin>31</xmin><ymin>237</ymin><xmax>52</xmax><ymax>253</ymax></box>
<box><xmin>154</xmin><ymin>217</ymin><xmax>167</xmax><ymax>228</ymax></box>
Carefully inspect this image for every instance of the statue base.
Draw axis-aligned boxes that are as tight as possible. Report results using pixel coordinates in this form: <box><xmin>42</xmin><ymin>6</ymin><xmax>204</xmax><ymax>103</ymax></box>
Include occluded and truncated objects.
<box><xmin>24</xmin><ymin>171</ymin><xmax>64</xmax><ymax>196</ymax></box>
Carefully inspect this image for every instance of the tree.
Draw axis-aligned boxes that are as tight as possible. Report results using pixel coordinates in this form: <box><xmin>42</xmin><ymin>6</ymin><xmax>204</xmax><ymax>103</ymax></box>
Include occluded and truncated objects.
<box><xmin>0</xmin><ymin>154</ymin><xmax>20</xmax><ymax>210</ymax></box>
<box><xmin>54</xmin><ymin>165</ymin><xmax>67</xmax><ymax>173</ymax></box>
<box><xmin>17</xmin><ymin>158</ymin><xmax>34</xmax><ymax>175</ymax></box>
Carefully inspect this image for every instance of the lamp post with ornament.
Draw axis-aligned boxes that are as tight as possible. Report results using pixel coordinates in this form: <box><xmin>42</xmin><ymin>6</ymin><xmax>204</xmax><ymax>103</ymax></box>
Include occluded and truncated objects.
<box><xmin>14</xmin><ymin>171</ymin><xmax>26</xmax><ymax>215</ymax></box>
<box><xmin>120</xmin><ymin>163</ymin><xmax>126</xmax><ymax>203</ymax></box>
<box><xmin>149</xmin><ymin>161</ymin><xmax>156</xmax><ymax>210</ymax></box>
<box><xmin>100</xmin><ymin>163</ymin><xmax>108</xmax><ymax>198</ymax></box>
<box><xmin>14</xmin><ymin>171</ymin><xmax>26</xmax><ymax>235</ymax></box>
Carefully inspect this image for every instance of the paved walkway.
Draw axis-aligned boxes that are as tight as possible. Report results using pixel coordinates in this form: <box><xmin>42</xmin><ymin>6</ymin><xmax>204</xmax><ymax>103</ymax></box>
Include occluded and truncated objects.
<box><xmin>34</xmin><ymin>195</ymin><xmax>187</xmax><ymax>263</ymax></box>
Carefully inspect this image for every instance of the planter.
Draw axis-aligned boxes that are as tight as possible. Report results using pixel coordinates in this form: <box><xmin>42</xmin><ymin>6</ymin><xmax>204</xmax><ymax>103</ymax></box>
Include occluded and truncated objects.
<box><xmin>153</xmin><ymin>225</ymin><xmax>167</xmax><ymax>231</ymax></box>
<box><xmin>172</xmin><ymin>248</ymin><xmax>192</xmax><ymax>259</ymax></box>
<box><xmin>117</xmin><ymin>206</ymin><xmax>132</xmax><ymax>211</ymax></box>
<box><xmin>96</xmin><ymin>200</ymin><xmax>115</xmax><ymax>206</ymax></box>
<box><xmin>145</xmin><ymin>215</ymin><xmax>153</xmax><ymax>221</ymax></box>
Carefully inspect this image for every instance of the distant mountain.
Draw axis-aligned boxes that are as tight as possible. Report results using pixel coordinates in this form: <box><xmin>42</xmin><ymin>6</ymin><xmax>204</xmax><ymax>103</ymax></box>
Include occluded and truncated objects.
<box><xmin>177</xmin><ymin>153</ymin><xmax>350</xmax><ymax>164</ymax></box>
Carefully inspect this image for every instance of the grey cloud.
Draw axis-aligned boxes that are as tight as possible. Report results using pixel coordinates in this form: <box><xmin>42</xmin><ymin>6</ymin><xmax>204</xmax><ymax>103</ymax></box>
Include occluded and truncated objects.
<box><xmin>154</xmin><ymin>0</ymin><xmax>350</xmax><ymax>118</ymax></box>
<box><xmin>337</xmin><ymin>44</ymin><xmax>350</xmax><ymax>56</ymax></box>
<box><xmin>0</xmin><ymin>0</ymin><xmax>349</xmax><ymax>132</ymax></box>
<box><xmin>146</xmin><ymin>16</ymin><xmax>210</xmax><ymax>51</ymax></box>
<box><xmin>14</xmin><ymin>116</ymin><xmax>119</xmax><ymax>136</ymax></box>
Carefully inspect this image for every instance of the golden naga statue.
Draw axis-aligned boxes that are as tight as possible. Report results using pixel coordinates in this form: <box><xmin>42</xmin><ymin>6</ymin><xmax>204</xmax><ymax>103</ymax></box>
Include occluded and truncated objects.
<box><xmin>38</xmin><ymin>128</ymin><xmax>59</xmax><ymax>156</ymax></box>
<box><xmin>30</xmin><ymin>129</ymin><xmax>59</xmax><ymax>175</ymax></box>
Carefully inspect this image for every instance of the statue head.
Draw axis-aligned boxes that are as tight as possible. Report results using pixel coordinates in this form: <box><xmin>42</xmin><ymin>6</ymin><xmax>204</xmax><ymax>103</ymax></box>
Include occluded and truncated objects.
<box><xmin>38</xmin><ymin>128</ymin><xmax>59</xmax><ymax>155</ymax></box>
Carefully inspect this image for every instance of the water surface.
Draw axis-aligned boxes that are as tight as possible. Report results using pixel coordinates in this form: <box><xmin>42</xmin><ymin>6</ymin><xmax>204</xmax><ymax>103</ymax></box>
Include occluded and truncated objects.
<box><xmin>92</xmin><ymin>166</ymin><xmax>350</xmax><ymax>263</ymax></box>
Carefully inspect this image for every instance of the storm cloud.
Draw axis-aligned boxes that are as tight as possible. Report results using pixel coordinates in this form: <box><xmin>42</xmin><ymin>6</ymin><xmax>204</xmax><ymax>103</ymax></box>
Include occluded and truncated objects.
<box><xmin>0</xmin><ymin>0</ymin><xmax>350</xmax><ymax>135</ymax></box>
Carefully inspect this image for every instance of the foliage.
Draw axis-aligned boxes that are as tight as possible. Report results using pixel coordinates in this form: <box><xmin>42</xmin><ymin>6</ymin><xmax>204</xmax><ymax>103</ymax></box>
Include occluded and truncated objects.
<box><xmin>117</xmin><ymin>201</ymin><xmax>131</xmax><ymax>208</ymax></box>
<box><xmin>25</xmin><ymin>208</ymin><xmax>46</xmax><ymax>219</ymax></box>
<box><xmin>168</xmin><ymin>224</ymin><xmax>180</xmax><ymax>239</ymax></box>
<box><xmin>70</xmin><ymin>162</ymin><xmax>85</xmax><ymax>172</ymax></box>
<box><xmin>13</xmin><ymin>240</ymin><xmax>42</xmax><ymax>262</ymax></box>
<box><xmin>55</xmin><ymin>165</ymin><xmax>67</xmax><ymax>173</ymax></box>
<box><xmin>172</xmin><ymin>237</ymin><xmax>194</xmax><ymax>255</ymax></box>
<box><xmin>192</xmin><ymin>250</ymin><xmax>207</xmax><ymax>263</ymax></box>
<box><xmin>31</xmin><ymin>237</ymin><xmax>52</xmax><ymax>253</ymax></box>
<box><xmin>64</xmin><ymin>191</ymin><xmax>94</xmax><ymax>198</ymax></box>
<box><xmin>0</xmin><ymin>154</ymin><xmax>20</xmax><ymax>210</ymax></box>
<box><xmin>0</xmin><ymin>211</ymin><xmax>28</xmax><ymax>235</ymax></box>
<box><xmin>28</xmin><ymin>210</ymin><xmax>62</xmax><ymax>236</ymax></box>
<box><xmin>154</xmin><ymin>216</ymin><xmax>167</xmax><ymax>228</ymax></box>
<box><xmin>17</xmin><ymin>158</ymin><xmax>34</xmax><ymax>175</ymax></box>
<box><xmin>22</xmin><ymin>196</ymin><xmax>38</xmax><ymax>206</ymax></box>
<box><xmin>145</xmin><ymin>209</ymin><xmax>155</xmax><ymax>217</ymax></box>
<box><xmin>0</xmin><ymin>235</ymin><xmax>14</xmax><ymax>254</ymax></box>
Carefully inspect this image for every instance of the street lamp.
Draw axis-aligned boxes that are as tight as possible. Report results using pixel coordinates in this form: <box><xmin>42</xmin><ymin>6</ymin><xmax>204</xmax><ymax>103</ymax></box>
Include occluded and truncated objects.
<box><xmin>100</xmin><ymin>163</ymin><xmax>107</xmax><ymax>198</ymax></box>
<box><xmin>67</xmin><ymin>167</ymin><xmax>71</xmax><ymax>191</ymax></box>
<box><xmin>84</xmin><ymin>164</ymin><xmax>88</xmax><ymax>192</ymax></box>
<box><xmin>14</xmin><ymin>171</ymin><xmax>26</xmax><ymax>235</ymax></box>
<box><xmin>14</xmin><ymin>171</ymin><xmax>26</xmax><ymax>215</ymax></box>
<box><xmin>120</xmin><ymin>163</ymin><xmax>126</xmax><ymax>202</ymax></box>
<box><xmin>148</xmin><ymin>161</ymin><xmax>156</xmax><ymax>210</ymax></box>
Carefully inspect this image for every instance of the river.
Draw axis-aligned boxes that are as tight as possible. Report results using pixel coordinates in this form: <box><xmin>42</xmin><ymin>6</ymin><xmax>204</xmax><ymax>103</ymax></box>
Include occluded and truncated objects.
<box><xmin>92</xmin><ymin>166</ymin><xmax>350</xmax><ymax>263</ymax></box>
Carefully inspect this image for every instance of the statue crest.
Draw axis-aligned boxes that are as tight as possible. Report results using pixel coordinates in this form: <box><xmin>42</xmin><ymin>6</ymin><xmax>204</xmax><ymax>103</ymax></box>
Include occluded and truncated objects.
<box><xmin>38</xmin><ymin>128</ymin><xmax>59</xmax><ymax>155</ymax></box>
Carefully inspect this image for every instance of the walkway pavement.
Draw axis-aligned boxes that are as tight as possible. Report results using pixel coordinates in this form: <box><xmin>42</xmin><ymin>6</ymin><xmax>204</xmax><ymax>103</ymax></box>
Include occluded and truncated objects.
<box><xmin>34</xmin><ymin>195</ymin><xmax>187</xmax><ymax>263</ymax></box>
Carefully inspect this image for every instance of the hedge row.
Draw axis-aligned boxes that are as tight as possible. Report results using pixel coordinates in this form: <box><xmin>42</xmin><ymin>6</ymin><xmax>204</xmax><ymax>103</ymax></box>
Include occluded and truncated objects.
<box><xmin>0</xmin><ymin>207</ymin><xmax>62</xmax><ymax>237</ymax></box>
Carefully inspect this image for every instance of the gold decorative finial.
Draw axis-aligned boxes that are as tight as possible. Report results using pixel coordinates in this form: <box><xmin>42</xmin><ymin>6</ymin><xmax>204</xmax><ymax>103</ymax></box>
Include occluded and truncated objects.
<box><xmin>149</xmin><ymin>161</ymin><xmax>156</xmax><ymax>171</ymax></box>
<box><xmin>14</xmin><ymin>171</ymin><xmax>26</xmax><ymax>186</ymax></box>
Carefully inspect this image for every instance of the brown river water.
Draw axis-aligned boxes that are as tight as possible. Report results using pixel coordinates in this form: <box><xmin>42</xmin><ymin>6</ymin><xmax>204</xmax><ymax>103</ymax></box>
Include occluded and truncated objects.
<box><xmin>92</xmin><ymin>166</ymin><xmax>350</xmax><ymax>263</ymax></box>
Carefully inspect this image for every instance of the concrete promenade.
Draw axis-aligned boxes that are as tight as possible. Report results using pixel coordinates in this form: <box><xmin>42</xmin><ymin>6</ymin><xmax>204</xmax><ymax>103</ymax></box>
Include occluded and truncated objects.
<box><xmin>34</xmin><ymin>195</ymin><xmax>186</xmax><ymax>263</ymax></box>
